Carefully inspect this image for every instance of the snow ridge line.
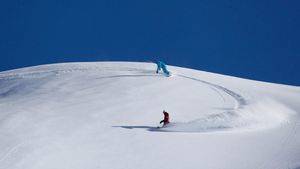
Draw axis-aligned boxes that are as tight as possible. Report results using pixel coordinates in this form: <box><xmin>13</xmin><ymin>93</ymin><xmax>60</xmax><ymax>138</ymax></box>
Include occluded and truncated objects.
<box><xmin>0</xmin><ymin>66</ymin><xmax>154</xmax><ymax>80</ymax></box>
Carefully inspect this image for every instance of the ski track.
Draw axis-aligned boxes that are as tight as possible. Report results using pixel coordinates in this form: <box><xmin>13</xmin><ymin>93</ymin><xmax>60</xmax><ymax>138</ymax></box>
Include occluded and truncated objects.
<box><xmin>0</xmin><ymin>63</ymin><xmax>299</xmax><ymax>169</ymax></box>
<box><xmin>0</xmin><ymin>142</ymin><xmax>25</xmax><ymax>165</ymax></box>
<box><xmin>177</xmin><ymin>74</ymin><xmax>247</xmax><ymax>109</ymax></box>
<box><xmin>0</xmin><ymin>65</ymin><xmax>246</xmax><ymax>109</ymax></box>
<box><xmin>0</xmin><ymin>65</ymin><xmax>283</xmax><ymax>133</ymax></box>
<box><xmin>1</xmin><ymin>64</ymin><xmax>267</xmax><ymax>133</ymax></box>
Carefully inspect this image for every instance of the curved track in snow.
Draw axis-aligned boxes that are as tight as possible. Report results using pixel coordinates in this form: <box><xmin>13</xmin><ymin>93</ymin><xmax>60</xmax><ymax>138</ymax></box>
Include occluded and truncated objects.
<box><xmin>158</xmin><ymin>73</ymin><xmax>293</xmax><ymax>132</ymax></box>
<box><xmin>156</xmin><ymin>73</ymin><xmax>249</xmax><ymax>132</ymax></box>
<box><xmin>0</xmin><ymin>64</ymin><xmax>291</xmax><ymax>133</ymax></box>
<box><xmin>0</xmin><ymin>62</ymin><xmax>299</xmax><ymax>169</ymax></box>
<box><xmin>178</xmin><ymin>74</ymin><xmax>247</xmax><ymax>108</ymax></box>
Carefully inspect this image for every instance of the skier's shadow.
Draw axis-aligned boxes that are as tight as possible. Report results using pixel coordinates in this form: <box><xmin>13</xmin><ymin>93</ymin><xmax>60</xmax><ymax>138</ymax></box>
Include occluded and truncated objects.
<box><xmin>112</xmin><ymin>125</ymin><xmax>160</xmax><ymax>131</ymax></box>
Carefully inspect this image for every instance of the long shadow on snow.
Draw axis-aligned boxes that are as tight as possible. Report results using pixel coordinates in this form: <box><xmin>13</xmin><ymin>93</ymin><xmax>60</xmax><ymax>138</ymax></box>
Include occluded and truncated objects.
<box><xmin>112</xmin><ymin>125</ymin><xmax>227</xmax><ymax>133</ymax></box>
<box><xmin>112</xmin><ymin>126</ymin><xmax>165</xmax><ymax>132</ymax></box>
<box><xmin>96</xmin><ymin>74</ymin><xmax>162</xmax><ymax>80</ymax></box>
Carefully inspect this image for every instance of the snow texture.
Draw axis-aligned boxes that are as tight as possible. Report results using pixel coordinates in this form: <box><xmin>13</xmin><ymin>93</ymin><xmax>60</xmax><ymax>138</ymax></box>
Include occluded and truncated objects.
<box><xmin>0</xmin><ymin>62</ymin><xmax>299</xmax><ymax>169</ymax></box>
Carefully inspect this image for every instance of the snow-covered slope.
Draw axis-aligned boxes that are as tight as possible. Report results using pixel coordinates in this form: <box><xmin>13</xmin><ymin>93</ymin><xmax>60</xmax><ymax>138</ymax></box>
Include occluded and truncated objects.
<box><xmin>0</xmin><ymin>62</ymin><xmax>299</xmax><ymax>169</ymax></box>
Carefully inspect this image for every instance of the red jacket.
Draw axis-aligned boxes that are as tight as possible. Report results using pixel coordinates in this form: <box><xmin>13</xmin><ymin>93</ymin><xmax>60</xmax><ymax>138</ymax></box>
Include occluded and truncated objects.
<box><xmin>160</xmin><ymin>112</ymin><xmax>170</xmax><ymax>125</ymax></box>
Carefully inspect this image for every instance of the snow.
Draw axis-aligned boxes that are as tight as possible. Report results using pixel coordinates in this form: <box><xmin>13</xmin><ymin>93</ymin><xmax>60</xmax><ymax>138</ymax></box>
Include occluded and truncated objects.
<box><xmin>0</xmin><ymin>62</ymin><xmax>299</xmax><ymax>169</ymax></box>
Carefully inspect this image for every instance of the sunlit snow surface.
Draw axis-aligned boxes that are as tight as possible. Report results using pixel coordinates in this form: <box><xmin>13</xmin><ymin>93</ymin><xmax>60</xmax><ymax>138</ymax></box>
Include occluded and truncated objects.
<box><xmin>0</xmin><ymin>62</ymin><xmax>299</xmax><ymax>169</ymax></box>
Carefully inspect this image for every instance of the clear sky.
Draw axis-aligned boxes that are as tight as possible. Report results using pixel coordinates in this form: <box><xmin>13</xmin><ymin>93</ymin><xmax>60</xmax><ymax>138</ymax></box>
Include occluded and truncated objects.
<box><xmin>0</xmin><ymin>0</ymin><xmax>299</xmax><ymax>86</ymax></box>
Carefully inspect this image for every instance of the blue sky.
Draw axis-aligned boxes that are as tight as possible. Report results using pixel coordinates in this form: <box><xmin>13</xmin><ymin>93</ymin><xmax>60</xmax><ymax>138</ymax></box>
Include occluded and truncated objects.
<box><xmin>0</xmin><ymin>0</ymin><xmax>299</xmax><ymax>86</ymax></box>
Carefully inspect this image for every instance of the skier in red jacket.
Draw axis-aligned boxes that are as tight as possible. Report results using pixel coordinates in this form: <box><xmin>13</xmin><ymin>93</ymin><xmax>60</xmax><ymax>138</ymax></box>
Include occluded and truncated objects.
<box><xmin>160</xmin><ymin>110</ymin><xmax>170</xmax><ymax>127</ymax></box>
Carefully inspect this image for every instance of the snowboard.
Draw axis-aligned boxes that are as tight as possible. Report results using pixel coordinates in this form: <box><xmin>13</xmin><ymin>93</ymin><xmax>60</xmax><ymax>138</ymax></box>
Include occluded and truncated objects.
<box><xmin>157</xmin><ymin>123</ymin><xmax>170</xmax><ymax>128</ymax></box>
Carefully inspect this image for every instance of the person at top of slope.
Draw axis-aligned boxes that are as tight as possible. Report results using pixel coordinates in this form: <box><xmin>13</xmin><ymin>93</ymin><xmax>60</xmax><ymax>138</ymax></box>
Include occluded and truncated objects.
<box><xmin>156</xmin><ymin>61</ymin><xmax>170</xmax><ymax>76</ymax></box>
<box><xmin>160</xmin><ymin>110</ymin><xmax>170</xmax><ymax>127</ymax></box>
